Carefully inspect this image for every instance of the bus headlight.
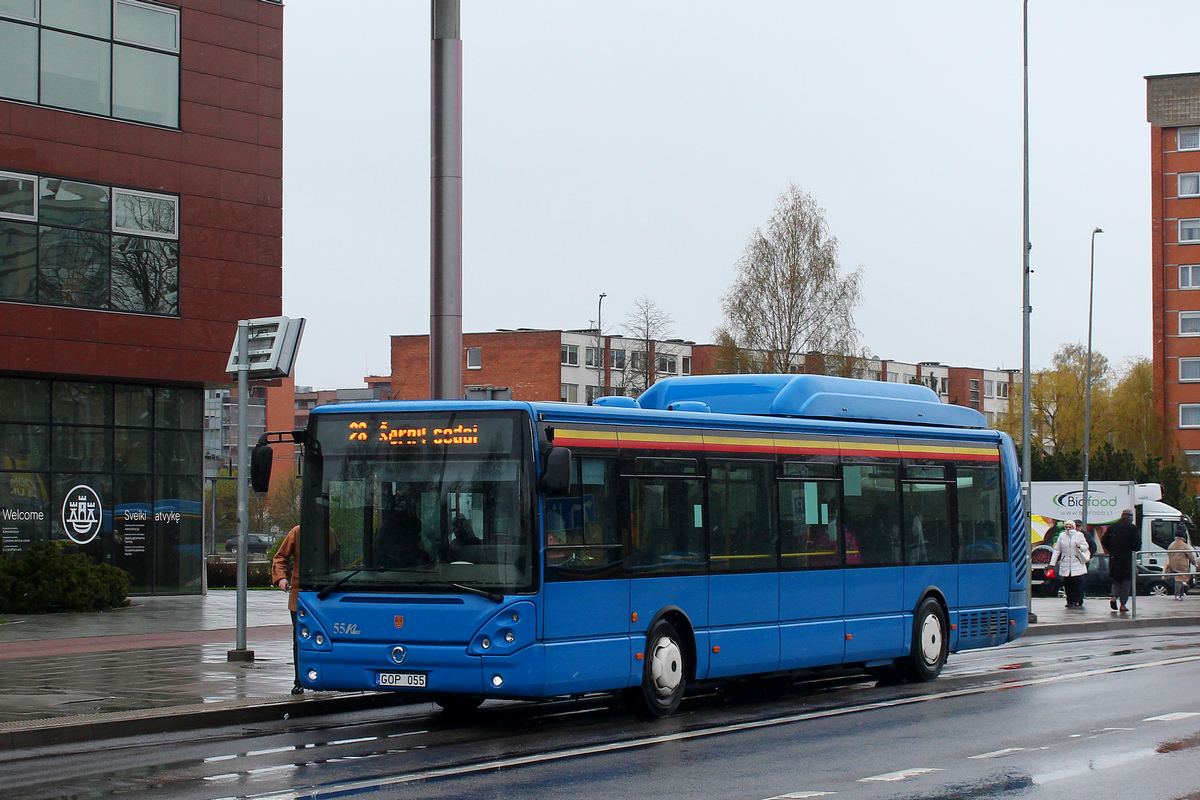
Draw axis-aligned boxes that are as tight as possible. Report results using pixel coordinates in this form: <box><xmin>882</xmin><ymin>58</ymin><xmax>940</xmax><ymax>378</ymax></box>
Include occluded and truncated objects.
<box><xmin>307</xmin><ymin>669</ymin><xmax>318</xmax><ymax>682</ymax></box>
<box><xmin>491</xmin><ymin>674</ymin><xmax>503</xmax><ymax>687</ymax></box>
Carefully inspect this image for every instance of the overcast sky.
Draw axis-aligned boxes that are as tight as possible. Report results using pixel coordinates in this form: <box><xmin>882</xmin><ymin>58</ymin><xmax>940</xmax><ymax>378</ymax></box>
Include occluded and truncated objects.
<box><xmin>282</xmin><ymin>1</ymin><xmax>1187</xmax><ymax>390</ymax></box>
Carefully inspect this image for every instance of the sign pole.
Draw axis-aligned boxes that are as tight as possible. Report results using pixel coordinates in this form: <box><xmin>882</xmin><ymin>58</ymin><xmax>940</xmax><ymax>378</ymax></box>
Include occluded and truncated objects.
<box><xmin>228</xmin><ymin>320</ymin><xmax>254</xmax><ymax>662</ymax></box>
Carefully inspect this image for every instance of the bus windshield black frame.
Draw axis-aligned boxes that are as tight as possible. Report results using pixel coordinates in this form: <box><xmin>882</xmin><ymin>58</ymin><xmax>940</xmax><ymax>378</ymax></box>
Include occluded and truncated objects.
<box><xmin>297</xmin><ymin>409</ymin><xmax>536</xmax><ymax>596</ymax></box>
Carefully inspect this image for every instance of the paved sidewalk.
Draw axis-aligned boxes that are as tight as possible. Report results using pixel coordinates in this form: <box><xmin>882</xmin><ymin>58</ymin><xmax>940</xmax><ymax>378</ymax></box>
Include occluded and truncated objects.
<box><xmin>1</xmin><ymin>589</ymin><xmax>1198</xmax><ymax>749</ymax></box>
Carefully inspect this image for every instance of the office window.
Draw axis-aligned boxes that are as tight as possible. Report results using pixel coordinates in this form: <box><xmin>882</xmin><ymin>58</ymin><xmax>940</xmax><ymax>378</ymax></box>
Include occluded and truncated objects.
<box><xmin>560</xmin><ymin>383</ymin><xmax>578</xmax><ymax>404</ymax></box>
<box><xmin>682</xmin><ymin>356</ymin><xmax>691</xmax><ymax>375</ymax></box>
<box><xmin>560</xmin><ymin>344</ymin><xmax>578</xmax><ymax>366</ymax></box>
<box><xmin>610</xmin><ymin>349</ymin><xmax>625</xmax><ymax>370</ymax></box>
<box><xmin>1182</xmin><ymin>405</ymin><xmax>1200</xmax><ymax>428</ymax></box>
<box><xmin>630</xmin><ymin>350</ymin><xmax>647</xmax><ymax>371</ymax></box>
<box><xmin>1185</xmin><ymin>451</ymin><xmax>1200</xmax><ymax>473</ymax></box>
<box><xmin>997</xmin><ymin>381</ymin><xmax>1009</xmax><ymax>399</ymax></box>
<box><xmin>0</xmin><ymin>169</ymin><xmax>179</xmax><ymax>314</ymax></box>
<box><xmin>1181</xmin><ymin>358</ymin><xmax>1200</xmax><ymax>382</ymax></box>
<box><xmin>1181</xmin><ymin>173</ymin><xmax>1200</xmax><ymax>198</ymax></box>
<box><xmin>1181</xmin><ymin>127</ymin><xmax>1200</xmax><ymax>151</ymax></box>
<box><xmin>585</xmin><ymin>385</ymin><xmax>602</xmax><ymax>404</ymax></box>
<box><xmin>939</xmin><ymin>377</ymin><xmax>948</xmax><ymax>395</ymax></box>
<box><xmin>0</xmin><ymin>0</ymin><xmax>180</xmax><ymax>127</ymax></box>
<box><xmin>1181</xmin><ymin>219</ymin><xmax>1200</xmax><ymax>243</ymax></box>
<box><xmin>585</xmin><ymin>346</ymin><xmax>601</xmax><ymax>368</ymax></box>
<box><xmin>465</xmin><ymin>346</ymin><xmax>481</xmax><ymax>370</ymax></box>
<box><xmin>1181</xmin><ymin>265</ymin><xmax>1200</xmax><ymax>289</ymax></box>
<box><xmin>657</xmin><ymin>355</ymin><xmax>677</xmax><ymax>374</ymax></box>
<box><xmin>983</xmin><ymin>380</ymin><xmax>994</xmax><ymax>398</ymax></box>
<box><xmin>1182</xmin><ymin>312</ymin><xmax>1200</xmax><ymax>335</ymax></box>
<box><xmin>0</xmin><ymin>171</ymin><xmax>37</xmax><ymax>220</ymax></box>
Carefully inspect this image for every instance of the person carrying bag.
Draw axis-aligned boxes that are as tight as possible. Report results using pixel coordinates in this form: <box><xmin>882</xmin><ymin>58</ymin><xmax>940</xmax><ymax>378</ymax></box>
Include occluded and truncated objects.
<box><xmin>1050</xmin><ymin>520</ymin><xmax>1091</xmax><ymax>608</ymax></box>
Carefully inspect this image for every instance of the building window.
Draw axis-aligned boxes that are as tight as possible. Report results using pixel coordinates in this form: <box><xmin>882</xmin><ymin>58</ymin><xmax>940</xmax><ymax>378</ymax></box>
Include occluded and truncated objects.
<box><xmin>560</xmin><ymin>383</ymin><xmax>578</xmax><ymax>404</ymax></box>
<box><xmin>939</xmin><ymin>377</ymin><xmax>948</xmax><ymax>395</ymax></box>
<box><xmin>560</xmin><ymin>344</ymin><xmax>578</xmax><ymax>366</ymax></box>
<box><xmin>997</xmin><ymin>381</ymin><xmax>1009</xmax><ymax>399</ymax></box>
<box><xmin>1181</xmin><ymin>311</ymin><xmax>1200</xmax><ymax>335</ymax></box>
<box><xmin>585</xmin><ymin>385</ymin><xmax>602</xmax><ymax>404</ymax></box>
<box><xmin>610</xmin><ymin>349</ymin><xmax>625</xmax><ymax>370</ymax></box>
<box><xmin>1181</xmin><ymin>173</ymin><xmax>1200</xmax><ymax>197</ymax></box>
<box><xmin>1181</xmin><ymin>265</ymin><xmax>1200</xmax><ymax>289</ymax></box>
<box><xmin>585</xmin><ymin>346</ymin><xmax>602</xmax><ymax>368</ymax></box>
<box><xmin>682</xmin><ymin>356</ymin><xmax>691</xmax><ymax>375</ymax></box>
<box><xmin>1185</xmin><ymin>451</ymin><xmax>1200</xmax><ymax>473</ymax></box>
<box><xmin>0</xmin><ymin>0</ymin><xmax>180</xmax><ymax>127</ymax></box>
<box><xmin>1181</xmin><ymin>358</ymin><xmax>1200</xmax><ymax>382</ymax></box>
<box><xmin>0</xmin><ymin>170</ymin><xmax>179</xmax><ymax>315</ymax></box>
<box><xmin>465</xmin><ymin>347</ymin><xmax>482</xmax><ymax>370</ymax></box>
<box><xmin>657</xmin><ymin>355</ymin><xmax>677</xmax><ymax>374</ymax></box>
<box><xmin>1181</xmin><ymin>127</ymin><xmax>1200</xmax><ymax>151</ymax></box>
<box><xmin>983</xmin><ymin>380</ymin><xmax>995</xmax><ymax>398</ymax></box>
<box><xmin>1181</xmin><ymin>404</ymin><xmax>1200</xmax><ymax>428</ymax></box>
<box><xmin>1180</xmin><ymin>219</ymin><xmax>1200</xmax><ymax>244</ymax></box>
<box><xmin>630</xmin><ymin>350</ymin><xmax>647</xmax><ymax>371</ymax></box>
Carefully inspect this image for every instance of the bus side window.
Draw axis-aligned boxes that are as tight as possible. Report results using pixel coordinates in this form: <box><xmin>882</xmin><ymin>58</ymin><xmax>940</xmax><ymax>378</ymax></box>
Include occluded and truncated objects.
<box><xmin>842</xmin><ymin>464</ymin><xmax>900</xmax><ymax>567</ymax></box>
<box><xmin>545</xmin><ymin>456</ymin><xmax>621</xmax><ymax>579</ymax></box>
<box><xmin>957</xmin><ymin>466</ymin><xmax>1004</xmax><ymax>562</ymax></box>
<box><xmin>709</xmin><ymin>460</ymin><xmax>776</xmax><ymax>572</ymax></box>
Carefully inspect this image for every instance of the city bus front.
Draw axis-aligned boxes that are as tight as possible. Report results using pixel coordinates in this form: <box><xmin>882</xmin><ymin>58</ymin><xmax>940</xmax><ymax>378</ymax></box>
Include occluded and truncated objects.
<box><xmin>293</xmin><ymin>404</ymin><xmax>544</xmax><ymax>701</ymax></box>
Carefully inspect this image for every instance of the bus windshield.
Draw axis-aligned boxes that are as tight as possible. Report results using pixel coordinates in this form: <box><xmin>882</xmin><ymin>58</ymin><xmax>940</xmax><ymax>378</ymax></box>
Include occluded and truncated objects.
<box><xmin>298</xmin><ymin>409</ymin><xmax>534</xmax><ymax>596</ymax></box>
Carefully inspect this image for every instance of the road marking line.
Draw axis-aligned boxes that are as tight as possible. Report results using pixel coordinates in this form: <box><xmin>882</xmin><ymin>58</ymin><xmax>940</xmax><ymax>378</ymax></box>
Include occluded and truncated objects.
<box><xmin>765</xmin><ymin>792</ymin><xmax>836</xmax><ymax>798</ymax></box>
<box><xmin>968</xmin><ymin>747</ymin><xmax>1025</xmax><ymax>759</ymax></box>
<box><xmin>859</xmin><ymin>768</ymin><xmax>942</xmax><ymax>782</ymax></box>
<box><xmin>252</xmin><ymin>652</ymin><xmax>1200</xmax><ymax>800</ymax></box>
<box><xmin>1144</xmin><ymin>712</ymin><xmax>1200</xmax><ymax>722</ymax></box>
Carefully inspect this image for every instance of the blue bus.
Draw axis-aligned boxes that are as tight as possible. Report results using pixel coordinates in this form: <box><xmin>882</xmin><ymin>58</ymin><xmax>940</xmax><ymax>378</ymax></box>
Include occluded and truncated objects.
<box><xmin>256</xmin><ymin>374</ymin><xmax>1028</xmax><ymax>717</ymax></box>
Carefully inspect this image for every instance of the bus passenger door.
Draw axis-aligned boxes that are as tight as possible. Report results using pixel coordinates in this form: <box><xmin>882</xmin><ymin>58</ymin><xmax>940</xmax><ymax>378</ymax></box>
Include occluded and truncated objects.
<box><xmin>541</xmin><ymin>456</ymin><xmax>630</xmax><ymax>695</ymax></box>
<box><xmin>778</xmin><ymin>474</ymin><xmax>846</xmax><ymax>669</ymax></box>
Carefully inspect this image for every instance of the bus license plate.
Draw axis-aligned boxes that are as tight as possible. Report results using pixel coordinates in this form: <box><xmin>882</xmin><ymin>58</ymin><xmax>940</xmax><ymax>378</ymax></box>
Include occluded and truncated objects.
<box><xmin>377</xmin><ymin>672</ymin><xmax>426</xmax><ymax>688</ymax></box>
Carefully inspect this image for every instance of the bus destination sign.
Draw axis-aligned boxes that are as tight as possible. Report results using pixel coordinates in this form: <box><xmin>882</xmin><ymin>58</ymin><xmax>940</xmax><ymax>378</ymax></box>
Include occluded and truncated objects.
<box><xmin>349</xmin><ymin>420</ymin><xmax>482</xmax><ymax>447</ymax></box>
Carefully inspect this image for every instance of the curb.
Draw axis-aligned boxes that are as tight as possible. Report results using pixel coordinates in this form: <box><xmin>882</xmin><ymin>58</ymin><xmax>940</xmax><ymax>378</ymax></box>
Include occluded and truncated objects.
<box><xmin>1023</xmin><ymin>615</ymin><xmax>1200</xmax><ymax>638</ymax></box>
<box><xmin>0</xmin><ymin>691</ymin><xmax>417</xmax><ymax>751</ymax></box>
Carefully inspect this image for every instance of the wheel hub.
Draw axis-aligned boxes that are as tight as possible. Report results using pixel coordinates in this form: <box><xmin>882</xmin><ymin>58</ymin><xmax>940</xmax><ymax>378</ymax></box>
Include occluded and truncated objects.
<box><xmin>649</xmin><ymin>636</ymin><xmax>682</xmax><ymax>697</ymax></box>
<box><xmin>919</xmin><ymin>613</ymin><xmax>943</xmax><ymax>666</ymax></box>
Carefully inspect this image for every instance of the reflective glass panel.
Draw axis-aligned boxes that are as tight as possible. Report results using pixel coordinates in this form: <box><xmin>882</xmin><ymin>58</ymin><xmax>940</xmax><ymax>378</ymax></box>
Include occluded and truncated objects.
<box><xmin>114</xmin><ymin>0</ymin><xmax>177</xmax><ymax>50</ymax></box>
<box><xmin>0</xmin><ymin>423</ymin><xmax>49</xmax><ymax>470</ymax></box>
<box><xmin>53</xmin><ymin>382</ymin><xmax>111</xmax><ymax>425</ymax></box>
<box><xmin>957</xmin><ymin>467</ymin><xmax>1004</xmax><ymax>563</ymax></box>
<box><xmin>112</xmin><ymin>190</ymin><xmax>176</xmax><ymax>237</ymax></box>
<box><xmin>110</xmin><ymin>235</ymin><xmax>178</xmax><ymax>314</ymax></box>
<box><xmin>709</xmin><ymin>461</ymin><xmax>776</xmax><ymax>572</ymax></box>
<box><xmin>903</xmin><ymin>482</ymin><xmax>951</xmax><ymax>564</ymax></box>
<box><xmin>41</xmin><ymin>0</ymin><xmax>110</xmax><ymax>38</ymax></box>
<box><xmin>0</xmin><ymin>173</ymin><xmax>36</xmax><ymax>219</ymax></box>
<box><xmin>842</xmin><ymin>464</ymin><xmax>900</xmax><ymax>567</ymax></box>
<box><xmin>114</xmin><ymin>427</ymin><xmax>151</xmax><ymax>473</ymax></box>
<box><xmin>0</xmin><ymin>21</ymin><xmax>37</xmax><ymax>102</ymax></box>
<box><xmin>114</xmin><ymin>385</ymin><xmax>152</xmax><ymax>427</ymax></box>
<box><xmin>0</xmin><ymin>220</ymin><xmax>37</xmax><ymax>302</ymax></box>
<box><xmin>39</xmin><ymin>178</ymin><xmax>109</xmax><ymax>230</ymax></box>
<box><xmin>779</xmin><ymin>479</ymin><xmax>841</xmax><ymax>570</ymax></box>
<box><xmin>37</xmin><ymin>226</ymin><xmax>109</xmax><ymax>308</ymax></box>
<box><xmin>154</xmin><ymin>429</ymin><xmax>201</xmax><ymax>475</ymax></box>
<box><xmin>112</xmin><ymin>45</ymin><xmax>178</xmax><ymax>126</ymax></box>
<box><xmin>40</xmin><ymin>30</ymin><xmax>110</xmax><ymax>116</ymax></box>
<box><xmin>112</xmin><ymin>473</ymin><xmax>152</xmax><ymax>592</ymax></box>
<box><xmin>155</xmin><ymin>388</ymin><xmax>202</xmax><ymax>430</ymax></box>
<box><xmin>0</xmin><ymin>378</ymin><xmax>49</xmax><ymax>422</ymax></box>
<box><xmin>0</xmin><ymin>469</ymin><xmax>49</xmax><ymax>554</ymax></box>
<box><xmin>154</xmin><ymin>474</ymin><xmax>203</xmax><ymax>593</ymax></box>
<box><xmin>52</xmin><ymin>425</ymin><xmax>112</xmax><ymax>472</ymax></box>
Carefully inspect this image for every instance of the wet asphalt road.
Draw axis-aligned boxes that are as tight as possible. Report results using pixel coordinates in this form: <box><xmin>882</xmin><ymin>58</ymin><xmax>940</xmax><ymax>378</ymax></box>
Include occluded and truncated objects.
<box><xmin>2</xmin><ymin>625</ymin><xmax>1199</xmax><ymax>800</ymax></box>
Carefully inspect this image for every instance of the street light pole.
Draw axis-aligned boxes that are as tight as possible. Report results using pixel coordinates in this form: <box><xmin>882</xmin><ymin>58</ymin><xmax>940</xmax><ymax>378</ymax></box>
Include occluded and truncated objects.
<box><xmin>596</xmin><ymin>293</ymin><xmax>606</xmax><ymax>401</ymax></box>
<box><xmin>1022</xmin><ymin>0</ymin><xmax>1035</xmax><ymax>622</ymax></box>
<box><xmin>1082</xmin><ymin>226</ymin><xmax>1104</xmax><ymax>533</ymax></box>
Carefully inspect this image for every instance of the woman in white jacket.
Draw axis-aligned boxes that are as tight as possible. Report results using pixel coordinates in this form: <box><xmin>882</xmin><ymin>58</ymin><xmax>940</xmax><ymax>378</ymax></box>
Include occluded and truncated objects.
<box><xmin>1050</xmin><ymin>520</ymin><xmax>1091</xmax><ymax>608</ymax></box>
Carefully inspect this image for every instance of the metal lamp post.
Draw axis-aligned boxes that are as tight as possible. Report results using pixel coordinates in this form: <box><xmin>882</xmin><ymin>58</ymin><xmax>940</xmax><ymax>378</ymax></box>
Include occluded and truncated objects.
<box><xmin>596</xmin><ymin>293</ymin><xmax>606</xmax><ymax>401</ymax></box>
<box><xmin>1082</xmin><ymin>227</ymin><xmax>1104</xmax><ymax>532</ymax></box>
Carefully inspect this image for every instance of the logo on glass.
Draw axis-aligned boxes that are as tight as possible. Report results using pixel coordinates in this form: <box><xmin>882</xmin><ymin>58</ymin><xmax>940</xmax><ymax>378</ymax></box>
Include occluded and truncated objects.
<box><xmin>62</xmin><ymin>485</ymin><xmax>103</xmax><ymax>545</ymax></box>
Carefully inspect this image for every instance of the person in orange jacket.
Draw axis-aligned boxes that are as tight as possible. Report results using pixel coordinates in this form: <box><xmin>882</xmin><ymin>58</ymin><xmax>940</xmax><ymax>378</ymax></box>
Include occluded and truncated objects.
<box><xmin>270</xmin><ymin>525</ymin><xmax>302</xmax><ymax>694</ymax></box>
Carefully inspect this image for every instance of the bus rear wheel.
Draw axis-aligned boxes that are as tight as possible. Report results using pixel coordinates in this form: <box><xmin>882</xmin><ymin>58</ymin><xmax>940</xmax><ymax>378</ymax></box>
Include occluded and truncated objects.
<box><xmin>635</xmin><ymin>619</ymin><xmax>688</xmax><ymax>718</ymax></box>
<box><xmin>903</xmin><ymin>598</ymin><xmax>948</xmax><ymax>682</ymax></box>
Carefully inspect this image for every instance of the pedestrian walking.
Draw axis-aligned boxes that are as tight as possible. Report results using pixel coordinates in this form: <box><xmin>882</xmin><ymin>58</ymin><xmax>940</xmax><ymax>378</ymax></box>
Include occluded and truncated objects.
<box><xmin>1166</xmin><ymin>530</ymin><xmax>1198</xmax><ymax>601</ymax></box>
<box><xmin>1101</xmin><ymin>508</ymin><xmax>1140</xmax><ymax>613</ymax></box>
<box><xmin>270</xmin><ymin>525</ymin><xmax>303</xmax><ymax>694</ymax></box>
<box><xmin>1050</xmin><ymin>519</ymin><xmax>1090</xmax><ymax>608</ymax></box>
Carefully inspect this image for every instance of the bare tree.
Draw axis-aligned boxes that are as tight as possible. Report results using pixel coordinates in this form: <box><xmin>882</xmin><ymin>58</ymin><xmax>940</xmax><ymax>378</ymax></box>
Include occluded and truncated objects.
<box><xmin>617</xmin><ymin>295</ymin><xmax>675</xmax><ymax>398</ymax></box>
<box><xmin>714</xmin><ymin>185</ymin><xmax>865</xmax><ymax>373</ymax></box>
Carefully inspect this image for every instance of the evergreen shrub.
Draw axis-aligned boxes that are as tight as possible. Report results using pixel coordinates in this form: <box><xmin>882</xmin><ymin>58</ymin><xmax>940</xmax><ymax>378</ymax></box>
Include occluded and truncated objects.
<box><xmin>0</xmin><ymin>541</ymin><xmax>131</xmax><ymax>613</ymax></box>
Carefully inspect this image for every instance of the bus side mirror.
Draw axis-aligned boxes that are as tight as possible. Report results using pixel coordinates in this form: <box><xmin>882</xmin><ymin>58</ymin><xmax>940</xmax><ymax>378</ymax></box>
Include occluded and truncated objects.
<box><xmin>540</xmin><ymin>446</ymin><xmax>572</xmax><ymax>496</ymax></box>
<box><xmin>250</xmin><ymin>442</ymin><xmax>273</xmax><ymax>493</ymax></box>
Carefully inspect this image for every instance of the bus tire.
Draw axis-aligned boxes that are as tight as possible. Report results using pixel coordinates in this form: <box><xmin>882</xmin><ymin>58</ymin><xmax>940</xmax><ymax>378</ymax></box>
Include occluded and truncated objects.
<box><xmin>903</xmin><ymin>598</ymin><xmax>948</xmax><ymax>682</ymax></box>
<box><xmin>636</xmin><ymin>619</ymin><xmax>688</xmax><ymax>717</ymax></box>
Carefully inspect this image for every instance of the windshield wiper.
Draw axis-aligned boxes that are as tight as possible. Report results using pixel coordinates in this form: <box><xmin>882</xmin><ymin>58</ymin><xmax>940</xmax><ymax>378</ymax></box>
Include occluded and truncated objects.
<box><xmin>317</xmin><ymin>566</ymin><xmax>389</xmax><ymax>600</ymax></box>
<box><xmin>450</xmin><ymin>583</ymin><xmax>505</xmax><ymax>604</ymax></box>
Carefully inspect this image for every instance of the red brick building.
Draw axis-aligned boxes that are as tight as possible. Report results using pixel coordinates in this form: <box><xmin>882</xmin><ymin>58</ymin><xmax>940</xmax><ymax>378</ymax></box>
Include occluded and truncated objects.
<box><xmin>1148</xmin><ymin>73</ymin><xmax>1200</xmax><ymax>471</ymax></box>
<box><xmin>0</xmin><ymin>0</ymin><xmax>283</xmax><ymax>593</ymax></box>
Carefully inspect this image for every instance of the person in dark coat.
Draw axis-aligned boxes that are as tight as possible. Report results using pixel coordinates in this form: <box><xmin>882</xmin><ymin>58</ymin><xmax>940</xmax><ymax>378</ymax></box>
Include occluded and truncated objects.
<box><xmin>1101</xmin><ymin>508</ymin><xmax>1140</xmax><ymax>613</ymax></box>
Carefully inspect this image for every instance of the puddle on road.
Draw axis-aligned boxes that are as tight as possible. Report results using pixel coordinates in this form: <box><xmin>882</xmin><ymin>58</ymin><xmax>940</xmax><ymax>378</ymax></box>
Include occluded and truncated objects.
<box><xmin>888</xmin><ymin>771</ymin><xmax>1033</xmax><ymax>799</ymax></box>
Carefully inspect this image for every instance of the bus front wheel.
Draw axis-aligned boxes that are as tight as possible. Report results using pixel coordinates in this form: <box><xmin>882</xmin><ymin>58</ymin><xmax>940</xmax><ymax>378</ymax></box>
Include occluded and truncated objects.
<box><xmin>903</xmin><ymin>598</ymin><xmax>948</xmax><ymax>682</ymax></box>
<box><xmin>635</xmin><ymin>619</ymin><xmax>688</xmax><ymax>717</ymax></box>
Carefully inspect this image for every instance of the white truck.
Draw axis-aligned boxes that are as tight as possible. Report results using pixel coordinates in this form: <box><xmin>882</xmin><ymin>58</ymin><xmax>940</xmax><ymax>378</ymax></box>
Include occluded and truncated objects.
<box><xmin>1028</xmin><ymin>481</ymin><xmax>1193</xmax><ymax>595</ymax></box>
